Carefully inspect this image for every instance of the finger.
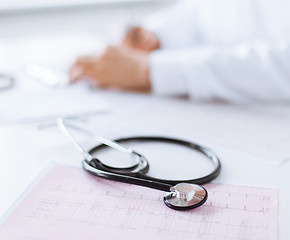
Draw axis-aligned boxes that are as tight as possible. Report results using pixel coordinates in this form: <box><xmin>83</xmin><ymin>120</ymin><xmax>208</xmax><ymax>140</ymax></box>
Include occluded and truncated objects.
<box><xmin>123</xmin><ymin>27</ymin><xmax>142</xmax><ymax>48</ymax></box>
<box><xmin>76</xmin><ymin>54</ymin><xmax>99</xmax><ymax>64</ymax></box>
<box><xmin>88</xmin><ymin>78</ymin><xmax>109</xmax><ymax>88</ymax></box>
<box><xmin>130</xmin><ymin>27</ymin><xmax>142</xmax><ymax>45</ymax></box>
<box><xmin>71</xmin><ymin>65</ymin><xmax>108</xmax><ymax>87</ymax></box>
<box><xmin>139</xmin><ymin>31</ymin><xmax>160</xmax><ymax>51</ymax></box>
<box><xmin>69</xmin><ymin>54</ymin><xmax>99</xmax><ymax>74</ymax></box>
<box><xmin>69</xmin><ymin>57</ymin><xmax>99</xmax><ymax>83</ymax></box>
<box><xmin>69</xmin><ymin>65</ymin><xmax>86</xmax><ymax>83</ymax></box>
<box><xmin>70</xmin><ymin>62</ymin><xmax>96</xmax><ymax>83</ymax></box>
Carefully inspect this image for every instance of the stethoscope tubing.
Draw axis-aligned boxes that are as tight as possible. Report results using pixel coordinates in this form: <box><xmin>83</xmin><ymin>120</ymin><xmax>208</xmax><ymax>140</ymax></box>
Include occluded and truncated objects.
<box><xmin>57</xmin><ymin>119</ymin><xmax>221</xmax><ymax>194</ymax></box>
<box><xmin>58</xmin><ymin>119</ymin><xmax>222</xmax><ymax>210</ymax></box>
<box><xmin>83</xmin><ymin>160</ymin><xmax>172</xmax><ymax>192</ymax></box>
<box><xmin>87</xmin><ymin>136</ymin><xmax>221</xmax><ymax>188</ymax></box>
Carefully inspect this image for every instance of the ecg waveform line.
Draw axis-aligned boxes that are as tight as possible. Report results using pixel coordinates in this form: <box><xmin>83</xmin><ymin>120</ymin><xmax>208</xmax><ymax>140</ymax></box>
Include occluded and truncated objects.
<box><xmin>0</xmin><ymin>165</ymin><xmax>278</xmax><ymax>240</ymax></box>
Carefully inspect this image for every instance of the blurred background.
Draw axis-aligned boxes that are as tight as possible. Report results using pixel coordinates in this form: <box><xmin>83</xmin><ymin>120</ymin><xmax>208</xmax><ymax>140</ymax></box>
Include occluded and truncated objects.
<box><xmin>0</xmin><ymin>0</ymin><xmax>176</xmax><ymax>123</ymax></box>
<box><xmin>0</xmin><ymin>0</ymin><xmax>173</xmax><ymax>74</ymax></box>
<box><xmin>0</xmin><ymin>0</ymin><xmax>173</xmax><ymax>39</ymax></box>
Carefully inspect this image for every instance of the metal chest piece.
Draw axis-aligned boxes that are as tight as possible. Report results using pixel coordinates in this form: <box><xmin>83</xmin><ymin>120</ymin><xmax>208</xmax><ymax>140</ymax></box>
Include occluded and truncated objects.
<box><xmin>164</xmin><ymin>183</ymin><xmax>208</xmax><ymax>210</ymax></box>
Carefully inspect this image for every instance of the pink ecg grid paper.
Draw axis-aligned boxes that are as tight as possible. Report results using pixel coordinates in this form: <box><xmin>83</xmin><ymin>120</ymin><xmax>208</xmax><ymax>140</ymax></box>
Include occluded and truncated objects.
<box><xmin>0</xmin><ymin>165</ymin><xmax>278</xmax><ymax>240</ymax></box>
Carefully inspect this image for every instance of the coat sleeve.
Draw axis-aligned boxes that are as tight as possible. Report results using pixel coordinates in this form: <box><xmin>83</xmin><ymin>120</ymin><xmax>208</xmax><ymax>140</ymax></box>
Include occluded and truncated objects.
<box><xmin>149</xmin><ymin>40</ymin><xmax>290</xmax><ymax>102</ymax></box>
<box><xmin>142</xmin><ymin>0</ymin><xmax>200</xmax><ymax>49</ymax></box>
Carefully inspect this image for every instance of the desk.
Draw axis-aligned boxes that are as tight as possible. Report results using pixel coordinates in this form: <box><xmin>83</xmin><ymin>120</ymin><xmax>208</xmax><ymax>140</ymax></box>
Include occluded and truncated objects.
<box><xmin>0</xmin><ymin>90</ymin><xmax>290</xmax><ymax>239</ymax></box>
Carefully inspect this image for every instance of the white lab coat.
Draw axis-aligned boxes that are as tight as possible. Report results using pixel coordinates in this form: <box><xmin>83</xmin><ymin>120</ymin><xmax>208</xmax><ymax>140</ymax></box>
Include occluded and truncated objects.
<box><xmin>143</xmin><ymin>0</ymin><xmax>290</xmax><ymax>102</ymax></box>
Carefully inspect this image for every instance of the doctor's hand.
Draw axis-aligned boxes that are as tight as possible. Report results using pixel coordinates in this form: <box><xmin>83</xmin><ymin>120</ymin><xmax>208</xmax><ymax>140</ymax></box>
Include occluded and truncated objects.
<box><xmin>69</xmin><ymin>45</ymin><xmax>151</xmax><ymax>92</ymax></box>
<box><xmin>122</xmin><ymin>27</ymin><xmax>160</xmax><ymax>52</ymax></box>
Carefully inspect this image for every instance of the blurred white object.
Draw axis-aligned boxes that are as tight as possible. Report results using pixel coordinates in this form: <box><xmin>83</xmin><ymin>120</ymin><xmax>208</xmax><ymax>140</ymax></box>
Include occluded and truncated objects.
<box><xmin>3</xmin><ymin>32</ymin><xmax>105</xmax><ymax>73</ymax></box>
<box><xmin>0</xmin><ymin>74</ymin><xmax>14</xmax><ymax>90</ymax></box>
<box><xmin>0</xmin><ymin>83</ymin><xmax>109</xmax><ymax>123</ymax></box>
<box><xmin>0</xmin><ymin>0</ymin><xmax>157</xmax><ymax>12</ymax></box>
<box><xmin>26</xmin><ymin>64</ymin><xmax>69</xmax><ymax>88</ymax></box>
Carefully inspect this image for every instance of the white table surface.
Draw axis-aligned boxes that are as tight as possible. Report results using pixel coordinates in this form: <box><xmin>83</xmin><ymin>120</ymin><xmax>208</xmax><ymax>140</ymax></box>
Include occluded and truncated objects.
<box><xmin>0</xmin><ymin>88</ymin><xmax>290</xmax><ymax>239</ymax></box>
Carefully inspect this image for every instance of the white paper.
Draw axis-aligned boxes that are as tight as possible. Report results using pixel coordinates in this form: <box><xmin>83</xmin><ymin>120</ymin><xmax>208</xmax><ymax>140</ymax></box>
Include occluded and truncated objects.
<box><xmin>0</xmin><ymin>84</ymin><xmax>109</xmax><ymax>123</ymax></box>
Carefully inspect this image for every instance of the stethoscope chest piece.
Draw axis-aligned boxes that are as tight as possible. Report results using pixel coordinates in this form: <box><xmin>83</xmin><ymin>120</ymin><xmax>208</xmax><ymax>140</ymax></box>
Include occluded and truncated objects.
<box><xmin>164</xmin><ymin>183</ymin><xmax>208</xmax><ymax>210</ymax></box>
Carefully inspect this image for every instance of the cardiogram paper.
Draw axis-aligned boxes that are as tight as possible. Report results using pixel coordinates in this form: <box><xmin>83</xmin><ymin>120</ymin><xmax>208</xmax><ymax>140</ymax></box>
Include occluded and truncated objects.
<box><xmin>0</xmin><ymin>164</ymin><xmax>278</xmax><ymax>240</ymax></box>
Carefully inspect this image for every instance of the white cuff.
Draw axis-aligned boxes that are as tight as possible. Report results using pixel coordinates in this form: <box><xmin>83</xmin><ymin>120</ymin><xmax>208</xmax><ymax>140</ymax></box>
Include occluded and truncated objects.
<box><xmin>149</xmin><ymin>50</ymin><xmax>187</xmax><ymax>96</ymax></box>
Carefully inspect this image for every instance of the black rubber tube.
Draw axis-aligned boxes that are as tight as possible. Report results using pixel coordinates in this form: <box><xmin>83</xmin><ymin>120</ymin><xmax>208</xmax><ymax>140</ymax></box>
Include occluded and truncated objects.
<box><xmin>86</xmin><ymin>136</ymin><xmax>221</xmax><ymax>188</ymax></box>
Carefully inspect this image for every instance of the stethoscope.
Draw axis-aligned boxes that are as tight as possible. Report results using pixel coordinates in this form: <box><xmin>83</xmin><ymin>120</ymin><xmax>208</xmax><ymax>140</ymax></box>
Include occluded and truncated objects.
<box><xmin>57</xmin><ymin>118</ymin><xmax>221</xmax><ymax>211</ymax></box>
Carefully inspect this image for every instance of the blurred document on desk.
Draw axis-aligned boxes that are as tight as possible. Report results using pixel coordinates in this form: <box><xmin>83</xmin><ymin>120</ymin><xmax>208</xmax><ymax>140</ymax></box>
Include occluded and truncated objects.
<box><xmin>0</xmin><ymin>164</ymin><xmax>278</xmax><ymax>240</ymax></box>
<box><xmin>0</xmin><ymin>84</ymin><xmax>109</xmax><ymax>123</ymax></box>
